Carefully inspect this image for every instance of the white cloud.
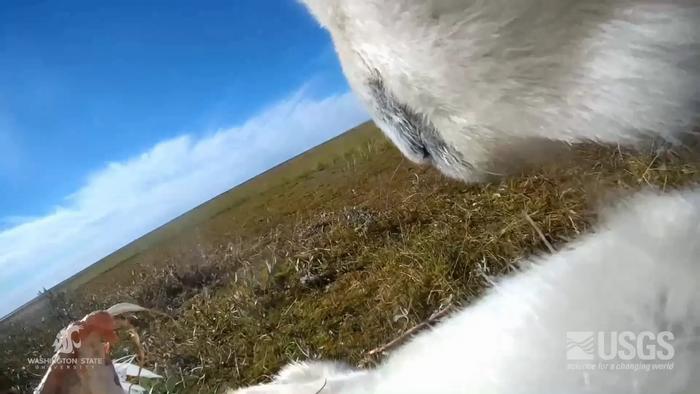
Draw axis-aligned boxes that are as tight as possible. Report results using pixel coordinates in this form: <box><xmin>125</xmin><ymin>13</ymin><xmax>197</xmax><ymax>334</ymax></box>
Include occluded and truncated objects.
<box><xmin>0</xmin><ymin>88</ymin><xmax>368</xmax><ymax>317</ymax></box>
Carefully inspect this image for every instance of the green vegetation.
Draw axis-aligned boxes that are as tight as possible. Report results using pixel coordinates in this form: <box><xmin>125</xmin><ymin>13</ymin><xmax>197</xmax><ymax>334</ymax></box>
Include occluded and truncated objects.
<box><xmin>1</xmin><ymin>122</ymin><xmax>699</xmax><ymax>393</ymax></box>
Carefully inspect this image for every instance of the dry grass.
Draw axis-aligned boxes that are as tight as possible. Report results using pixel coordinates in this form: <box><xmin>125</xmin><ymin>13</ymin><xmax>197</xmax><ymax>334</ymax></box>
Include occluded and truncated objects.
<box><xmin>2</xmin><ymin>123</ymin><xmax>699</xmax><ymax>393</ymax></box>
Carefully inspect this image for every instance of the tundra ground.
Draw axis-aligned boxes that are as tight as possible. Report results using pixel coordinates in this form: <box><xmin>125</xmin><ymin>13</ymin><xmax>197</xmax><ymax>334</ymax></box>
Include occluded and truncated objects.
<box><xmin>2</xmin><ymin>122</ymin><xmax>699</xmax><ymax>393</ymax></box>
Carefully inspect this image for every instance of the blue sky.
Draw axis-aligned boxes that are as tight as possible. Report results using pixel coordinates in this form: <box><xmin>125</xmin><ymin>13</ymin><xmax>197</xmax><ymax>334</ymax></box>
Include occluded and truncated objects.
<box><xmin>0</xmin><ymin>0</ymin><xmax>368</xmax><ymax>316</ymax></box>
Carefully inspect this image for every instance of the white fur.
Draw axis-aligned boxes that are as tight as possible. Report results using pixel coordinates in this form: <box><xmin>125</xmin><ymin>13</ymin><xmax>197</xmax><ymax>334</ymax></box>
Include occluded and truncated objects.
<box><xmin>301</xmin><ymin>0</ymin><xmax>700</xmax><ymax>181</ymax></box>
<box><xmin>231</xmin><ymin>188</ymin><xmax>700</xmax><ymax>393</ymax></box>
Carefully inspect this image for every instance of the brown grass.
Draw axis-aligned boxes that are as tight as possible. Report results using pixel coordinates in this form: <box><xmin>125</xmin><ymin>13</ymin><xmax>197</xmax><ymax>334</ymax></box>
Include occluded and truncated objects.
<box><xmin>1</xmin><ymin>123</ymin><xmax>699</xmax><ymax>393</ymax></box>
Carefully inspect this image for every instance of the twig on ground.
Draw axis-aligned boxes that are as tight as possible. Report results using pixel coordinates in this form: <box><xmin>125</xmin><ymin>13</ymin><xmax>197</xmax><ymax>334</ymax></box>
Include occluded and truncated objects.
<box><xmin>523</xmin><ymin>212</ymin><xmax>556</xmax><ymax>254</ymax></box>
<box><xmin>364</xmin><ymin>304</ymin><xmax>455</xmax><ymax>359</ymax></box>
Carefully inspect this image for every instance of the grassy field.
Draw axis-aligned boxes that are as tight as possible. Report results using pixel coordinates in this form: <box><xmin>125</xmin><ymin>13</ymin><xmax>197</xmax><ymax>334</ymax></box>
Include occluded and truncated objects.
<box><xmin>1</xmin><ymin>122</ymin><xmax>382</xmax><ymax>314</ymax></box>
<box><xmin>2</xmin><ymin>122</ymin><xmax>699</xmax><ymax>393</ymax></box>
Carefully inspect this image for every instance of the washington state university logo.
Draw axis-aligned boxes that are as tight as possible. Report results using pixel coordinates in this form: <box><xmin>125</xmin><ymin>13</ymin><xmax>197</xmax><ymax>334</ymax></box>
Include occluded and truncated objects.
<box><xmin>566</xmin><ymin>332</ymin><xmax>596</xmax><ymax>361</ymax></box>
<box><xmin>53</xmin><ymin>325</ymin><xmax>82</xmax><ymax>354</ymax></box>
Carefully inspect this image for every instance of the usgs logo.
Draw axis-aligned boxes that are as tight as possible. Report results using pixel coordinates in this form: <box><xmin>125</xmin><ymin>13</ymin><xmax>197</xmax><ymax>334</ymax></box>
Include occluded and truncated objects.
<box><xmin>567</xmin><ymin>331</ymin><xmax>675</xmax><ymax>362</ymax></box>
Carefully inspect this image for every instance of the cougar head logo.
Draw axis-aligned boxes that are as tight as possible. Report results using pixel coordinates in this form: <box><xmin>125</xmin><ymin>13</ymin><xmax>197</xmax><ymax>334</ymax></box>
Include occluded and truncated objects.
<box><xmin>53</xmin><ymin>325</ymin><xmax>82</xmax><ymax>354</ymax></box>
